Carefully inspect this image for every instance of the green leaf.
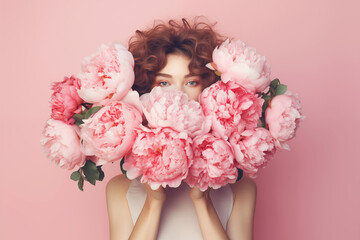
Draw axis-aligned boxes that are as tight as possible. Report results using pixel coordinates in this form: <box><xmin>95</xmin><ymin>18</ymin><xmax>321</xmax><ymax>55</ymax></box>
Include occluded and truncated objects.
<box><xmin>83</xmin><ymin>160</ymin><xmax>100</xmax><ymax>186</ymax></box>
<box><xmin>78</xmin><ymin>178</ymin><xmax>84</xmax><ymax>191</ymax></box>
<box><xmin>262</xmin><ymin>95</ymin><xmax>271</xmax><ymax>101</ymax></box>
<box><xmin>70</xmin><ymin>171</ymin><xmax>81</xmax><ymax>181</ymax></box>
<box><xmin>83</xmin><ymin>111</ymin><xmax>91</xmax><ymax>119</ymax></box>
<box><xmin>73</xmin><ymin>111</ymin><xmax>87</xmax><ymax>126</ymax></box>
<box><xmin>84</xmin><ymin>106</ymin><xmax>102</xmax><ymax>119</ymax></box>
<box><xmin>236</xmin><ymin>168</ymin><xmax>244</xmax><ymax>182</ymax></box>
<box><xmin>275</xmin><ymin>84</ymin><xmax>287</xmax><ymax>95</ymax></box>
<box><xmin>74</xmin><ymin>119</ymin><xmax>84</xmax><ymax>126</ymax></box>
<box><xmin>73</xmin><ymin>113</ymin><xmax>86</xmax><ymax>120</ymax></box>
<box><xmin>91</xmin><ymin>106</ymin><xmax>102</xmax><ymax>114</ymax></box>
<box><xmin>262</xmin><ymin>100</ymin><xmax>269</xmax><ymax>113</ymax></box>
<box><xmin>87</xmin><ymin>176</ymin><xmax>96</xmax><ymax>185</ymax></box>
<box><xmin>97</xmin><ymin>166</ymin><xmax>105</xmax><ymax>181</ymax></box>
<box><xmin>120</xmin><ymin>157</ymin><xmax>126</xmax><ymax>175</ymax></box>
<box><xmin>84</xmin><ymin>159</ymin><xmax>98</xmax><ymax>171</ymax></box>
<box><xmin>72</xmin><ymin>106</ymin><xmax>102</xmax><ymax>126</ymax></box>
<box><xmin>262</xmin><ymin>119</ymin><xmax>267</xmax><ymax>128</ymax></box>
<box><xmin>270</xmin><ymin>78</ymin><xmax>280</xmax><ymax>88</ymax></box>
<box><xmin>270</xmin><ymin>87</ymin><xmax>276</xmax><ymax>96</ymax></box>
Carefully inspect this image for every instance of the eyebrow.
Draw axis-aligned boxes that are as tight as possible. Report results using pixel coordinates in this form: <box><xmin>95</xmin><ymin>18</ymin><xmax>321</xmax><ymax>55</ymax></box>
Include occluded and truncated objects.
<box><xmin>155</xmin><ymin>73</ymin><xmax>196</xmax><ymax>78</ymax></box>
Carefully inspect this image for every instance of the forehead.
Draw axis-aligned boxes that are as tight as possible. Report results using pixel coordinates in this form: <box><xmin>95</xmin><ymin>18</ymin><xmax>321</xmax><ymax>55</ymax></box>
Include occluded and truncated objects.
<box><xmin>157</xmin><ymin>54</ymin><xmax>191</xmax><ymax>75</ymax></box>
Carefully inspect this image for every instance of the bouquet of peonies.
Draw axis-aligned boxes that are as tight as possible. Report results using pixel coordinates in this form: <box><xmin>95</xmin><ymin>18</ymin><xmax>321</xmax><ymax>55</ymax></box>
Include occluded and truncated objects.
<box><xmin>40</xmin><ymin>42</ymin><xmax>143</xmax><ymax>190</ymax></box>
<box><xmin>41</xmin><ymin>39</ymin><xmax>305</xmax><ymax>191</ymax></box>
<box><xmin>201</xmin><ymin>39</ymin><xmax>306</xmax><ymax>182</ymax></box>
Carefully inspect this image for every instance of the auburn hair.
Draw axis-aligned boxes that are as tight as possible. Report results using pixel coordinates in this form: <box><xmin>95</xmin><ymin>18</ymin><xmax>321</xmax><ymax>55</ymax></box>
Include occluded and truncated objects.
<box><xmin>128</xmin><ymin>17</ymin><xmax>226</xmax><ymax>95</ymax></box>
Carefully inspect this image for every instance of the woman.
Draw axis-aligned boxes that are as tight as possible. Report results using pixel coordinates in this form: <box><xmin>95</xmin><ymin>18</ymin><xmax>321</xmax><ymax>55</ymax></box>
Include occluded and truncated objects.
<box><xmin>106</xmin><ymin>17</ymin><xmax>257</xmax><ymax>240</ymax></box>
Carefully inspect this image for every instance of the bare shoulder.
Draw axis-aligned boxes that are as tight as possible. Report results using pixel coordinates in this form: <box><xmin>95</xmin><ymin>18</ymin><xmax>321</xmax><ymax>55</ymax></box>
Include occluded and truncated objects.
<box><xmin>230</xmin><ymin>175</ymin><xmax>257</xmax><ymax>197</ymax></box>
<box><xmin>105</xmin><ymin>173</ymin><xmax>132</xmax><ymax>209</ymax></box>
<box><xmin>226</xmin><ymin>176</ymin><xmax>257</xmax><ymax>239</ymax></box>
<box><xmin>106</xmin><ymin>174</ymin><xmax>131</xmax><ymax>195</ymax></box>
<box><xmin>105</xmin><ymin>174</ymin><xmax>133</xmax><ymax>240</ymax></box>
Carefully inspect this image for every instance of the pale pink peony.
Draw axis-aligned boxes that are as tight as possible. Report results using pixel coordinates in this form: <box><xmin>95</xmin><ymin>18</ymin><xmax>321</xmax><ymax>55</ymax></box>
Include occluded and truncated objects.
<box><xmin>50</xmin><ymin>75</ymin><xmax>83</xmax><ymax>125</ymax></box>
<box><xmin>209</xmin><ymin>39</ymin><xmax>271</xmax><ymax>93</ymax></box>
<box><xmin>140</xmin><ymin>86</ymin><xmax>211</xmax><ymax>138</ymax></box>
<box><xmin>200</xmin><ymin>81</ymin><xmax>264</xmax><ymax>140</ymax></box>
<box><xmin>229</xmin><ymin>128</ymin><xmax>276</xmax><ymax>179</ymax></box>
<box><xmin>80</xmin><ymin>101</ymin><xmax>142</xmax><ymax>166</ymax></box>
<box><xmin>120</xmin><ymin>89</ymin><xmax>143</xmax><ymax>114</ymax></box>
<box><xmin>123</xmin><ymin>126</ymin><xmax>193</xmax><ymax>190</ymax></box>
<box><xmin>265</xmin><ymin>91</ymin><xmax>305</xmax><ymax>150</ymax></box>
<box><xmin>185</xmin><ymin>133</ymin><xmax>238</xmax><ymax>191</ymax></box>
<box><xmin>40</xmin><ymin>118</ymin><xmax>85</xmax><ymax>170</ymax></box>
<box><xmin>77</xmin><ymin>42</ymin><xmax>135</xmax><ymax>106</ymax></box>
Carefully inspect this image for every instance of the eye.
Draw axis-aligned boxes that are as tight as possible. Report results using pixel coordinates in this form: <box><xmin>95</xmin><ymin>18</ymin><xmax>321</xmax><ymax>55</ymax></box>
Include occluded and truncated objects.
<box><xmin>187</xmin><ymin>80</ymin><xmax>199</xmax><ymax>86</ymax></box>
<box><xmin>157</xmin><ymin>81</ymin><xmax>169</xmax><ymax>87</ymax></box>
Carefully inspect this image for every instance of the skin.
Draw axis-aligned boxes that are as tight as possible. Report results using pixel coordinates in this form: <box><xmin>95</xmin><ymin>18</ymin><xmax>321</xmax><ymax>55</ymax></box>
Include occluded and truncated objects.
<box><xmin>106</xmin><ymin>53</ymin><xmax>257</xmax><ymax>240</ymax></box>
<box><xmin>152</xmin><ymin>53</ymin><xmax>203</xmax><ymax>101</ymax></box>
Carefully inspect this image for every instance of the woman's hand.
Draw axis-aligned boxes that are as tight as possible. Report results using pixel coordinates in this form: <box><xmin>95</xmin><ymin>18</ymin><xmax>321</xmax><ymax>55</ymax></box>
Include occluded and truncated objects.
<box><xmin>144</xmin><ymin>183</ymin><xmax>166</xmax><ymax>202</ymax></box>
<box><xmin>190</xmin><ymin>186</ymin><xmax>230</xmax><ymax>240</ymax></box>
<box><xmin>189</xmin><ymin>186</ymin><xmax>211</xmax><ymax>201</ymax></box>
<box><xmin>128</xmin><ymin>182</ymin><xmax>166</xmax><ymax>240</ymax></box>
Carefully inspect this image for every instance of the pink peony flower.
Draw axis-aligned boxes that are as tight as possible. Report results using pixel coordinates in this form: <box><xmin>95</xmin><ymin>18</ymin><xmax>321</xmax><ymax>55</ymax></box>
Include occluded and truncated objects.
<box><xmin>123</xmin><ymin>126</ymin><xmax>193</xmax><ymax>190</ymax></box>
<box><xmin>200</xmin><ymin>81</ymin><xmax>264</xmax><ymax>140</ymax></box>
<box><xmin>229</xmin><ymin>128</ymin><xmax>276</xmax><ymax>179</ymax></box>
<box><xmin>140</xmin><ymin>86</ymin><xmax>211</xmax><ymax>138</ymax></box>
<box><xmin>77</xmin><ymin>42</ymin><xmax>135</xmax><ymax>106</ymax></box>
<box><xmin>80</xmin><ymin>101</ymin><xmax>142</xmax><ymax>166</ymax></box>
<box><xmin>185</xmin><ymin>133</ymin><xmax>238</xmax><ymax>191</ymax></box>
<box><xmin>265</xmin><ymin>91</ymin><xmax>305</xmax><ymax>150</ymax></box>
<box><xmin>209</xmin><ymin>39</ymin><xmax>271</xmax><ymax>93</ymax></box>
<box><xmin>120</xmin><ymin>89</ymin><xmax>143</xmax><ymax>114</ymax></box>
<box><xmin>50</xmin><ymin>75</ymin><xmax>83</xmax><ymax>125</ymax></box>
<box><xmin>40</xmin><ymin>118</ymin><xmax>85</xmax><ymax>170</ymax></box>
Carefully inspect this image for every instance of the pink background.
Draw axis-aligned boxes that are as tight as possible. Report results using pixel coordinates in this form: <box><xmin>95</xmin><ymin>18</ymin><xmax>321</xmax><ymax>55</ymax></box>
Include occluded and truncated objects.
<box><xmin>1</xmin><ymin>0</ymin><xmax>359</xmax><ymax>239</ymax></box>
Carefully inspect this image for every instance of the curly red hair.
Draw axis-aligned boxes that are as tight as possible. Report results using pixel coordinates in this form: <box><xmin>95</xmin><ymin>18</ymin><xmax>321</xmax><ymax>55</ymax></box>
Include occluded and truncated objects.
<box><xmin>128</xmin><ymin>17</ymin><xmax>226</xmax><ymax>95</ymax></box>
